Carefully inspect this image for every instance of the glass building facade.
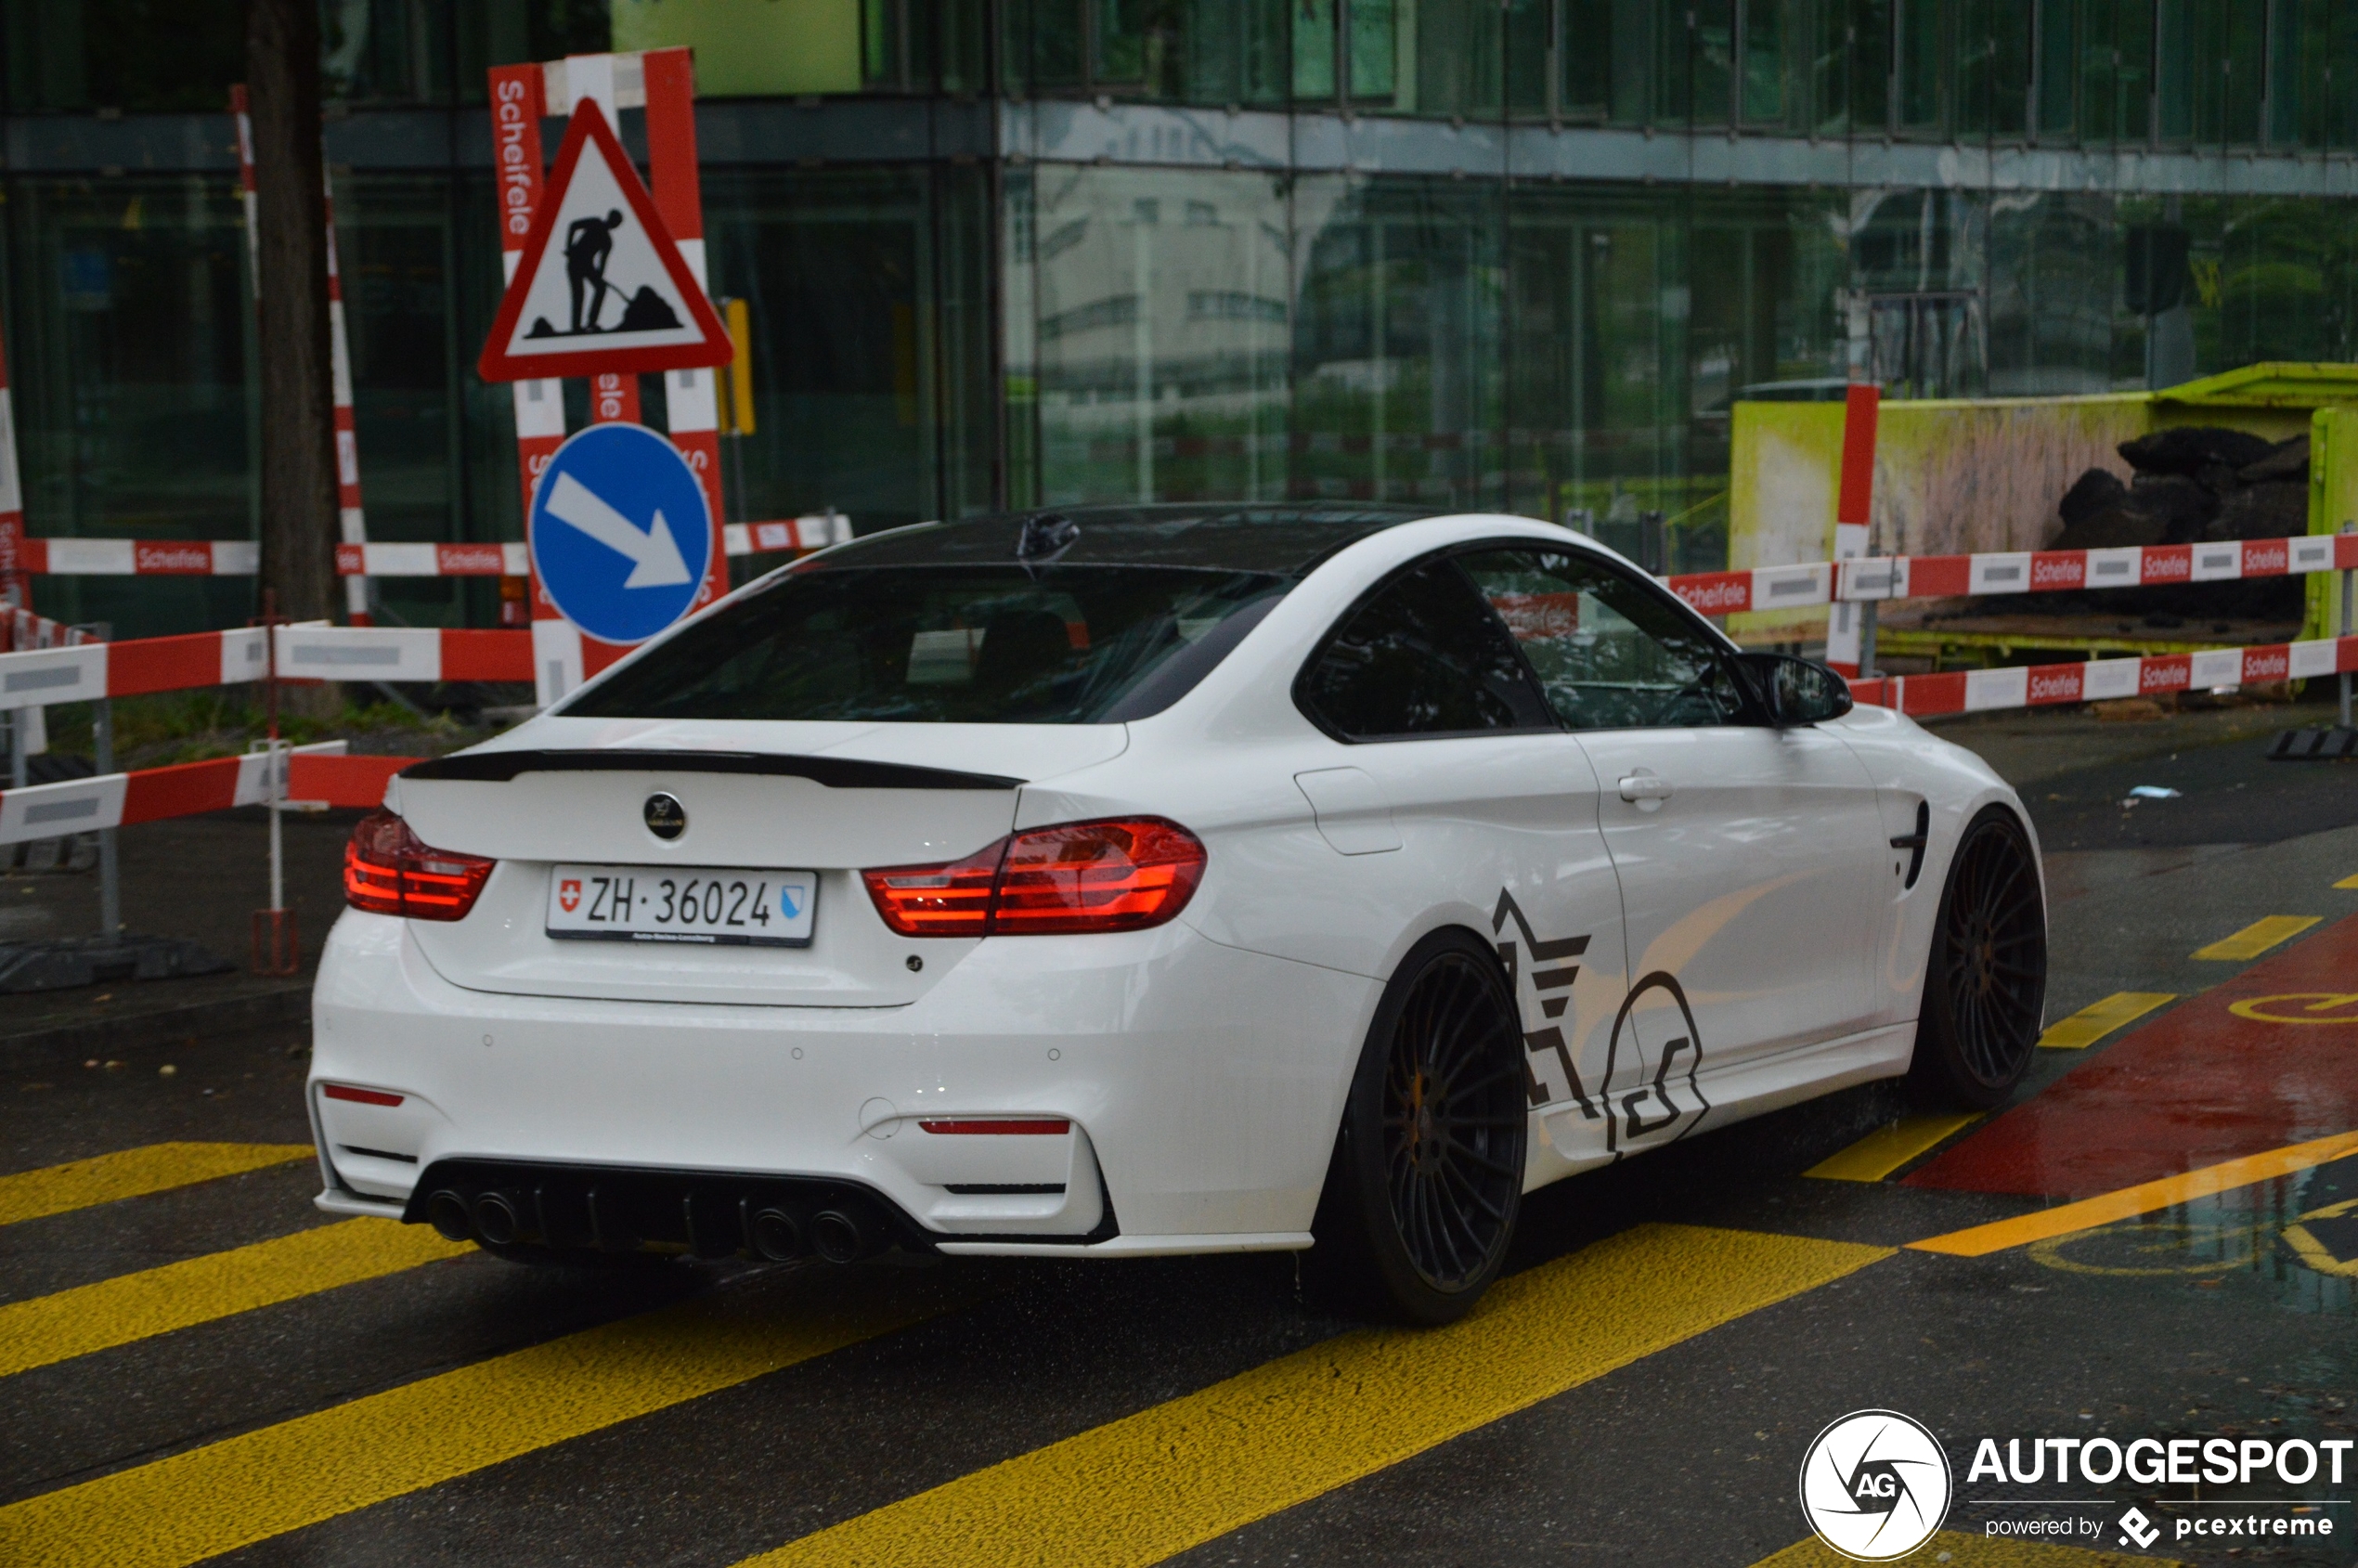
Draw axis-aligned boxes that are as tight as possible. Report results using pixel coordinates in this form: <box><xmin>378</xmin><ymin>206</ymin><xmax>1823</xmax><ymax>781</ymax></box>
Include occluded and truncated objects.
<box><xmin>6</xmin><ymin>0</ymin><xmax>2358</xmax><ymax>630</ymax></box>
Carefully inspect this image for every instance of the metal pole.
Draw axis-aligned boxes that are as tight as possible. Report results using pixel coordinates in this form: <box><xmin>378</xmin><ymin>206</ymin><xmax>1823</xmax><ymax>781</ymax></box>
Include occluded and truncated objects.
<box><xmin>6</xmin><ymin>706</ymin><xmax>22</xmax><ymax>791</ymax></box>
<box><xmin>1859</xmin><ymin>598</ymin><xmax>1880</xmax><ymax>681</ymax></box>
<box><xmin>268</xmin><ymin>739</ymin><xmax>286</xmax><ymax>914</ymax></box>
<box><xmin>264</xmin><ymin>595</ymin><xmax>284</xmax><ymax>917</ymax></box>
<box><xmin>2340</xmin><ymin>520</ymin><xmax>2353</xmax><ymax>732</ymax></box>
<box><xmin>92</xmin><ymin>623</ymin><xmax>119</xmax><ymax>942</ymax></box>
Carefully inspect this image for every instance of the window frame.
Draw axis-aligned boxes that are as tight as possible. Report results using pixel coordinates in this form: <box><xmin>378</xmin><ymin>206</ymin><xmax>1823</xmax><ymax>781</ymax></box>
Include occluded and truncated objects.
<box><xmin>1291</xmin><ymin>538</ymin><xmax>1772</xmax><ymax>745</ymax></box>
<box><xmin>1453</xmin><ymin>539</ymin><xmax>1775</xmax><ymax>734</ymax></box>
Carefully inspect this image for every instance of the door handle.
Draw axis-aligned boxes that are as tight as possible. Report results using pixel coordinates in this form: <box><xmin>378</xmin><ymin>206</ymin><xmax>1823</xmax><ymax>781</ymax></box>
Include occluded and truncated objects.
<box><xmin>1618</xmin><ymin>772</ymin><xmax>1674</xmax><ymax>804</ymax></box>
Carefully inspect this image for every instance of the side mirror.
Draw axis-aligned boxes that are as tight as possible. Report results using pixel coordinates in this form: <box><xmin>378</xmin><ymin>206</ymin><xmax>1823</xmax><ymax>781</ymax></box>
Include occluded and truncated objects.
<box><xmin>1736</xmin><ymin>653</ymin><xmax>1854</xmax><ymax>726</ymax></box>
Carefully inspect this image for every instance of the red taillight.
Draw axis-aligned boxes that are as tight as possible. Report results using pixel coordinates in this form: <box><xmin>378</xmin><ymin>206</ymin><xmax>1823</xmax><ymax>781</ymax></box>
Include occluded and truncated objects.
<box><xmin>321</xmin><ymin>1083</ymin><xmax>405</xmax><ymax>1107</ymax></box>
<box><xmin>343</xmin><ymin>809</ymin><xmax>495</xmax><ymax>922</ymax></box>
<box><xmin>859</xmin><ymin>838</ymin><xmax>1004</xmax><ymax>937</ymax></box>
<box><xmin>919</xmin><ymin>1118</ymin><xmax>1071</xmax><ymax>1135</ymax></box>
<box><xmin>991</xmin><ymin>819</ymin><xmax>1207</xmax><ymax>934</ymax></box>
<box><xmin>862</xmin><ymin>817</ymin><xmax>1205</xmax><ymax>938</ymax></box>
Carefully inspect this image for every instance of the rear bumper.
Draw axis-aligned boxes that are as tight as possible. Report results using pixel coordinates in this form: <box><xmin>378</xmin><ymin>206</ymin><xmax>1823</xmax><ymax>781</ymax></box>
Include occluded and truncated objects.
<box><xmin>308</xmin><ymin>909</ymin><xmax>1375</xmax><ymax>1251</ymax></box>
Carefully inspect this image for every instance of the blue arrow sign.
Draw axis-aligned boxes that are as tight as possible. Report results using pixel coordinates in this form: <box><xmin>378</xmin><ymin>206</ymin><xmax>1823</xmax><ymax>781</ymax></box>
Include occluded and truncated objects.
<box><xmin>528</xmin><ymin>422</ymin><xmax>712</xmax><ymax>645</ymax></box>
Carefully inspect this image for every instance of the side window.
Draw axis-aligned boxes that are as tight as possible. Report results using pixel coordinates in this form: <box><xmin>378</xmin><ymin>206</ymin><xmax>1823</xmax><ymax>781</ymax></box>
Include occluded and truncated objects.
<box><xmin>1297</xmin><ymin>556</ymin><xmax>1554</xmax><ymax>739</ymax></box>
<box><xmin>1456</xmin><ymin>548</ymin><xmax>1749</xmax><ymax>731</ymax></box>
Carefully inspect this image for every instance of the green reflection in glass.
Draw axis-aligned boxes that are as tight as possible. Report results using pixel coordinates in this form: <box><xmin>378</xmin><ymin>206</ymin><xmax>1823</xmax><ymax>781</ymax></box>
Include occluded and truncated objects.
<box><xmin>1348</xmin><ymin>0</ymin><xmax>1395</xmax><ymax>101</ymax></box>
<box><xmin>1295</xmin><ymin>0</ymin><xmax>1338</xmax><ymax>97</ymax></box>
<box><xmin>1743</xmin><ymin>0</ymin><xmax>1787</xmax><ymax>125</ymax></box>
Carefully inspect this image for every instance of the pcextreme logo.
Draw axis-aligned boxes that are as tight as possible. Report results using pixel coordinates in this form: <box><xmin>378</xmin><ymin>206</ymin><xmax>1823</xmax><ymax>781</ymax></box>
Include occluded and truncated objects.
<box><xmin>1798</xmin><ymin>1409</ymin><xmax>1954</xmax><ymax>1561</ymax></box>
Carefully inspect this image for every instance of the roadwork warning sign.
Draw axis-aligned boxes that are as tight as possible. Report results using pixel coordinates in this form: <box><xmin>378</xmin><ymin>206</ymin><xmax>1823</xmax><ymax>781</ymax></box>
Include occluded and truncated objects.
<box><xmin>477</xmin><ymin>99</ymin><xmax>730</xmax><ymax>382</ymax></box>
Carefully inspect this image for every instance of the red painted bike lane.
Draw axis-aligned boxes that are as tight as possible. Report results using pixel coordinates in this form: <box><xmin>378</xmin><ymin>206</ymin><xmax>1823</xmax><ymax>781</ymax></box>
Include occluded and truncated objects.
<box><xmin>1906</xmin><ymin>912</ymin><xmax>2358</xmax><ymax>1199</ymax></box>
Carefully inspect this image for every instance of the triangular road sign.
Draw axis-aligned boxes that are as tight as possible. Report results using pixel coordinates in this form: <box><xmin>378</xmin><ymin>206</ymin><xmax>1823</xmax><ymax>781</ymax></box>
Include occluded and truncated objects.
<box><xmin>478</xmin><ymin>100</ymin><xmax>731</xmax><ymax>382</ymax></box>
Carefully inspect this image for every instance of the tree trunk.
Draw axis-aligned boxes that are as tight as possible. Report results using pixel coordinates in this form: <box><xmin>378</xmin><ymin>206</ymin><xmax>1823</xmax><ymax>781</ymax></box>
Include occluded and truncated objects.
<box><xmin>245</xmin><ymin>0</ymin><xmax>338</xmax><ymax>641</ymax></box>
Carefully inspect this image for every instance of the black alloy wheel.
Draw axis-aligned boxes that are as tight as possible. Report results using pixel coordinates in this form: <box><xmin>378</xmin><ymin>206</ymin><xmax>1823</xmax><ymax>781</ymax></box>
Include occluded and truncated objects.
<box><xmin>1911</xmin><ymin>807</ymin><xmax>2048</xmax><ymax>1109</ymax></box>
<box><xmin>1312</xmin><ymin>929</ymin><xmax>1528</xmax><ymax>1324</ymax></box>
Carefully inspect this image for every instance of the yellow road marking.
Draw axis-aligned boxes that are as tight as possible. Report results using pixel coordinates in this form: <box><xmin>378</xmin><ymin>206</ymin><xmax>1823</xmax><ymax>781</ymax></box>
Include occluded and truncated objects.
<box><xmin>2336</xmin><ymin>872</ymin><xmax>2358</xmax><ymax>890</ymax></box>
<box><xmin>2029</xmin><ymin>1218</ymin><xmax>2271</xmax><ymax>1277</ymax></box>
<box><xmin>1804</xmin><ymin>1115</ymin><xmax>1980</xmax><ymax>1182</ymax></box>
<box><xmin>2227</xmin><ymin>991</ymin><xmax>2358</xmax><ymax>1025</ymax></box>
<box><xmin>2282</xmin><ymin>1195</ymin><xmax>2358</xmax><ymax>1278</ymax></box>
<box><xmin>1910</xmin><ymin>1128</ymin><xmax>2358</xmax><ymax>1258</ymax></box>
<box><xmin>0</xmin><ymin>1266</ymin><xmax>978</xmax><ymax>1568</ymax></box>
<box><xmin>2191</xmin><ymin>914</ymin><xmax>2320</xmax><ymax>961</ymax></box>
<box><xmin>1755</xmin><ymin>1528</ymin><xmax>2179</xmax><ymax>1565</ymax></box>
<box><xmin>739</xmin><ymin>1225</ymin><xmax>1888</xmax><ymax>1568</ymax></box>
<box><xmin>0</xmin><ymin>1219</ymin><xmax>468</xmax><ymax>1380</ymax></box>
<box><xmin>0</xmin><ymin>1143</ymin><xmax>313</xmax><ymax>1228</ymax></box>
<box><xmin>2037</xmin><ymin>991</ymin><xmax>2176</xmax><ymax>1050</ymax></box>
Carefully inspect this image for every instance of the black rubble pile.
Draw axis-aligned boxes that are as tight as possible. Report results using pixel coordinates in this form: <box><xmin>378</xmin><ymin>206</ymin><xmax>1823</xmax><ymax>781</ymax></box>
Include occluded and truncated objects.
<box><xmin>2026</xmin><ymin>425</ymin><xmax>2311</xmax><ymax>622</ymax></box>
<box><xmin>2053</xmin><ymin>426</ymin><xmax>2308</xmax><ymax>551</ymax></box>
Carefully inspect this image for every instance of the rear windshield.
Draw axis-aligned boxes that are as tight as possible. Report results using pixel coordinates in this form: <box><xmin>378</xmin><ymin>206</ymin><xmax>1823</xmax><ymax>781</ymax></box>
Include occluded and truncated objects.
<box><xmin>561</xmin><ymin>564</ymin><xmax>1289</xmax><ymax>725</ymax></box>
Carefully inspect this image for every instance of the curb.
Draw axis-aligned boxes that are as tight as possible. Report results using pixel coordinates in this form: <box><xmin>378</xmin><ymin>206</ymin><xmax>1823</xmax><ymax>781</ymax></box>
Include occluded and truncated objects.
<box><xmin>0</xmin><ymin>981</ymin><xmax>311</xmax><ymax>1062</ymax></box>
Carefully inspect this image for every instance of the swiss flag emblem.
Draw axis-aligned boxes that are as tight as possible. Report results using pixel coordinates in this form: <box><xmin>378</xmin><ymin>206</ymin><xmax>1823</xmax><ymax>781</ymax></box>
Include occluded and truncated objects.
<box><xmin>558</xmin><ymin>878</ymin><xmax>582</xmax><ymax>913</ymax></box>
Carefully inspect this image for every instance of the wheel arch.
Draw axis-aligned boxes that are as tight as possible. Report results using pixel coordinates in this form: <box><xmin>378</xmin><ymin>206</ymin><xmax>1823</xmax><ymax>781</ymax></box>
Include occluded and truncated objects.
<box><xmin>1306</xmin><ymin>915</ymin><xmax>1519</xmax><ymax>1160</ymax></box>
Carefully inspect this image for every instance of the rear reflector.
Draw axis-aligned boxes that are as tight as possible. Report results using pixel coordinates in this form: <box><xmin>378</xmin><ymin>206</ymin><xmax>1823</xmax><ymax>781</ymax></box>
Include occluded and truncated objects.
<box><xmin>918</xmin><ymin>1119</ymin><xmax>1071</xmax><ymax>1135</ymax></box>
<box><xmin>321</xmin><ymin>1084</ymin><xmax>405</xmax><ymax>1107</ymax></box>
<box><xmin>863</xmin><ymin>817</ymin><xmax>1205</xmax><ymax>938</ymax></box>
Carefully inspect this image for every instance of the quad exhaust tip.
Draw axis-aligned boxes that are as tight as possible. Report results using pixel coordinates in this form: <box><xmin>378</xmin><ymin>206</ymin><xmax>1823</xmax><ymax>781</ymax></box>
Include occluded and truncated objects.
<box><xmin>810</xmin><ymin>1201</ymin><xmax>887</xmax><ymax>1264</ymax></box>
<box><xmin>472</xmin><ymin>1192</ymin><xmax>522</xmax><ymax>1246</ymax></box>
<box><xmin>420</xmin><ymin>1178</ymin><xmax>896</xmax><ymax>1263</ymax></box>
<box><xmin>425</xmin><ymin>1189</ymin><xmax>473</xmax><ymax>1242</ymax></box>
<box><xmin>747</xmin><ymin>1205</ymin><xmax>804</xmax><ymax>1263</ymax></box>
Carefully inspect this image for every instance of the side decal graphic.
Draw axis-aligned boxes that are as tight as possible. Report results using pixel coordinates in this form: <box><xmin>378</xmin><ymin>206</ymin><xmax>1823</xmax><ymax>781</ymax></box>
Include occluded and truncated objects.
<box><xmin>1601</xmin><ymin>970</ymin><xmax>1709</xmax><ymax>1156</ymax></box>
<box><xmin>1491</xmin><ymin>889</ymin><xmax>1597</xmax><ymax>1118</ymax></box>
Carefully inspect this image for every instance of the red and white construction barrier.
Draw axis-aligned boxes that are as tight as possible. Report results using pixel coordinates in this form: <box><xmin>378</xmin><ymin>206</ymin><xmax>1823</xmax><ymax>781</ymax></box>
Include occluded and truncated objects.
<box><xmin>0</xmin><ymin>312</ymin><xmax>32</xmax><ymax>602</ymax></box>
<box><xmin>0</xmin><ymin>607</ymin><xmax>97</xmax><ymax>654</ymax></box>
<box><xmin>0</xmin><ymin>609</ymin><xmax>100</xmax><ymax>752</ymax></box>
<box><xmin>1847</xmin><ymin>635</ymin><xmax>2358</xmax><ymax>718</ymax></box>
<box><xmin>11</xmin><ymin>539</ymin><xmax>261</xmax><ymax>577</ymax></box>
<box><xmin>0</xmin><ymin>625</ymin><xmax>528</xmax><ymax>709</ymax></box>
<box><xmin>324</xmin><ymin>515</ymin><xmax>846</xmax><ymax>578</ymax></box>
<box><xmin>1666</xmin><ymin>534</ymin><xmax>2358</xmax><ymax>616</ymax></box>
<box><xmin>1823</xmin><ymin>383</ymin><xmax>1880</xmax><ymax>674</ymax></box>
<box><xmin>333</xmin><ymin>542</ymin><xmax>527</xmax><ymax>578</ymax></box>
<box><xmin>324</xmin><ymin>175</ymin><xmax>370</xmax><ymax>621</ymax></box>
<box><xmin>0</xmin><ymin>742</ymin><xmax>416</xmax><ymax>849</ymax></box>
<box><xmin>0</xmin><ymin>517</ymin><xmax>846</xmax><ymax>578</ymax></box>
<box><xmin>726</xmin><ymin>515</ymin><xmax>852</xmax><ymax>558</ymax></box>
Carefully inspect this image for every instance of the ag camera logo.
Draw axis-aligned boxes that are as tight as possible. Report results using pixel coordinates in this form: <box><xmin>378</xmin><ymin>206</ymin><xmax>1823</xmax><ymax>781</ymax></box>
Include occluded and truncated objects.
<box><xmin>1799</xmin><ymin>1409</ymin><xmax>1953</xmax><ymax>1561</ymax></box>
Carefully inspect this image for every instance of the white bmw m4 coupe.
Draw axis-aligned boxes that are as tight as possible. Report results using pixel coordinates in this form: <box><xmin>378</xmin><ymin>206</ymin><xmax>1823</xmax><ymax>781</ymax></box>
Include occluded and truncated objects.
<box><xmin>310</xmin><ymin>505</ymin><xmax>2046</xmax><ymax>1321</ymax></box>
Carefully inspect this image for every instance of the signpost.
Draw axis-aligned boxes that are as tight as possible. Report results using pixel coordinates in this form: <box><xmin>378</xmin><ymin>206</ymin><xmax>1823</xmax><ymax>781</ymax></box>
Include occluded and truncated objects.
<box><xmin>479</xmin><ymin>47</ymin><xmax>732</xmax><ymax>706</ymax></box>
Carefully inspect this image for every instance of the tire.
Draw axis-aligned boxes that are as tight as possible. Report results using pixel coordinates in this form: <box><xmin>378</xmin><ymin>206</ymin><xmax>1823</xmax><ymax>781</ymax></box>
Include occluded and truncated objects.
<box><xmin>1909</xmin><ymin>807</ymin><xmax>2048</xmax><ymax>1110</ymax></box>
<box><xmin>1309</xmin><ymin>929</ymin><xmax>1528</xmax><ymax>1325</ymax></box>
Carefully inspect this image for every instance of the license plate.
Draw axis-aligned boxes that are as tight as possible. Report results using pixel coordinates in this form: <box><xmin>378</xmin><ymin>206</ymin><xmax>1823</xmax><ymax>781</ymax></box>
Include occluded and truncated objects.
<box><xmin>546</xmin><ymin>865</ymin><xmax>816</xmax><ymax>947</ymax></box>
